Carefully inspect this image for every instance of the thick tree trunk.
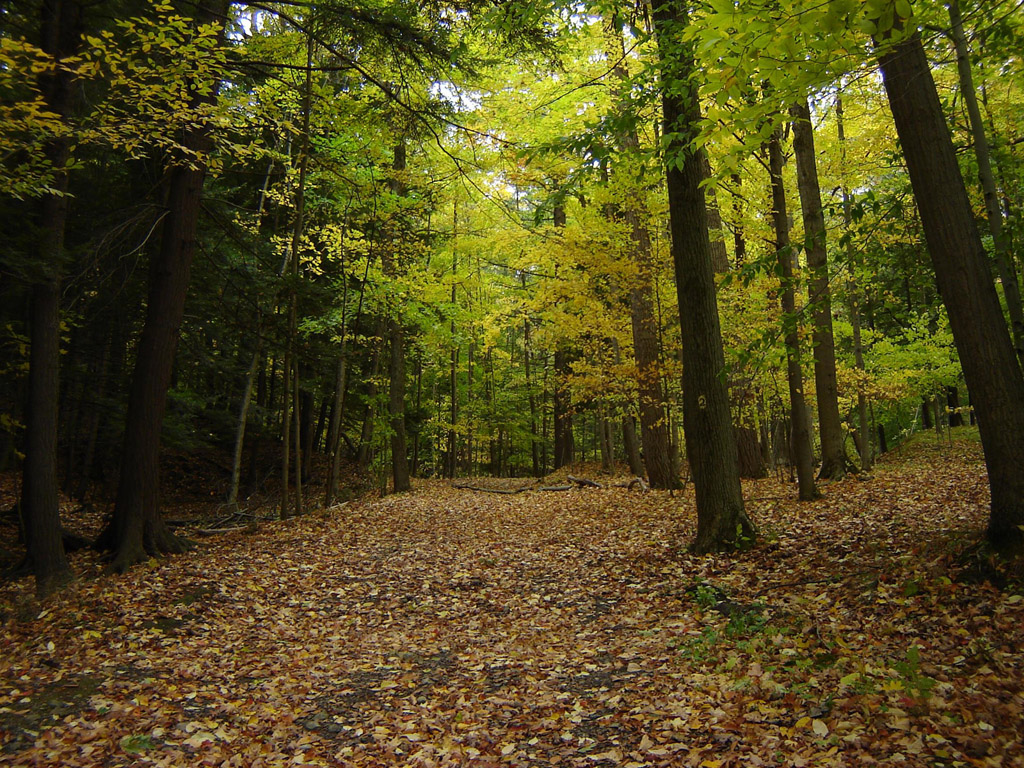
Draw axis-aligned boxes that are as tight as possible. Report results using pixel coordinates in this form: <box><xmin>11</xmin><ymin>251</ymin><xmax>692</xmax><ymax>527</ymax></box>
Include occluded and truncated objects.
<box><xmin>877</xmin><ymin>25</ymin><xmax>1024</xmax><ymax>552</ymax></box>
<box><xmin>769</xmin><ymin>128</ymin><xmax>820</xmax><ymax>501</ymax></box>
<box><xmin>605</xmin><ymin>20</ymin><xmax>678</xmax><ymax>489</ymax></box>
<box><xmin>99</xmin><ymin>0</ymin><xmax>227</xmax><ymax>569</ymax></box>
<box><xmin>23</xmin><ymin>279</ymin><xmax>72</xmax><ymax>595</ymax></box>
<box><xmin>21</xmin><ymin>0</ymin><xmax>81</xmax><ymax>595</ymax></box>
<box><xmin>949</xmin><ymin>0</ymin><xmax>1024</xmax><ymax>368</ymax></box>
<box><xmin>653</xmin><ymin>0</ymin><xmax>753</xmax><ymax>551</ymax></box>
<box><xmin>791</xmin><ymin>96</ymin><xmax>847</xmax><ymax>480</ymax></box>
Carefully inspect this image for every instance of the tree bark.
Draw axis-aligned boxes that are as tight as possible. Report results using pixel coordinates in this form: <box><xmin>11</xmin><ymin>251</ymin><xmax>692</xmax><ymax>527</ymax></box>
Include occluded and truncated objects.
<box><xmin>605</xmin><ymin>19</ymin><xmax>679</xmax><ymax>489</ymax></box>
<box><xmin>384</xmin><ymin>142</ymin><xmax>410</xmax><ymax>492</ymax></box>
<box><xmin>99</xmin><ymin>0</ymin><xmax>228</xmax><ymax>569</ymax></box>
<box><xmin>836</xmin><ymin>93</ymin><xmax>872</xmax><ymax>471</ymax></box>
<box><xmin>553</xmin><ymin>347</ymin><xmax>574</xmax><ymax>469</ymax></box>
<box><xmin>948</xmin><ymin>0</ymin><xmax>1024</xmax><ymax>368</ymax></box>
<box><xmin>21</xmin><ymin>0</ymin><xmax>81</xmax><ymax>595</ymax></box>
<box><xmin>523</xmin><ymin>282</ymin><xmax>541</xmax><ymax>477</ymax></box>
<box><xmin>791</xmin><ymin>96</ymin><xmax>847</xmax><ymax>480</ymax></box>
<box><xmin>226</xmin><ymin>342</ymin><xmax>259</xmax><ymax>508</ymax></box>
<box><xmin>769</xmin><ymin>127</ymin><xmax>820</xmax><ymax>501</ymax></box>
<box><xmin>652</xmin><ymin>0</ymin><xmax>754</xmax><ymax>551</ymax></box>
<box><xmin>876</xmin><ymin>24</ymin><xmax>1024</xmax><ymax>552</ymax></box>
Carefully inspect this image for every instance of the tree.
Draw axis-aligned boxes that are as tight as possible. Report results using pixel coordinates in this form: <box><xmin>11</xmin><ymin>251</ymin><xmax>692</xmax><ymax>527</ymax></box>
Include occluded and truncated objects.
<box><xmin>947</xmin><ymin>0</ymin><xmax>1024</xmax><ymax>369</ymax></box>
<box><xmin>97</xmin><ymin>0</ymin><xmax>229</xmax><ymax>570</ymax></box>
<box><xmin>384</xmin><ymin>141</ymin><xmax>411</xmax><ymax>492</ymax></box>
<box><xmin>603</xmin><ymin>15</ymin><xmax>680</xmax><ymax>490</ymax></box>
<box><xmin>875</xmin><ymin>8</ymin><xmax>1024</xmax><ymax>552</ymax></box>
<box><xmin>791</xmin><ymin>96</ymin><xmax>847</xmax><ymax>480</ymax></box>
<box><xmin>768</xmin><ymin>124</ymin><xmax>820</xmax><ymax>501</ymax></box>
<box><xmin>20</xmin><ymin>0</ymin><xmax>81</xmax><ymax>596</ymax></box>
<box><xmin>652</xmin><ymin>0</ymin><xmax>754</xmax><ymax>552</ymax></box>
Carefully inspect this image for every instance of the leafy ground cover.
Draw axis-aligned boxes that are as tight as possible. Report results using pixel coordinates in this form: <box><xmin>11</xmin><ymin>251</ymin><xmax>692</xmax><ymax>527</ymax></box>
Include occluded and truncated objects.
<box><xmin>1</xmin><ymin>429</ymin><xmax>1022</xmax><ymax>767</ymax></box>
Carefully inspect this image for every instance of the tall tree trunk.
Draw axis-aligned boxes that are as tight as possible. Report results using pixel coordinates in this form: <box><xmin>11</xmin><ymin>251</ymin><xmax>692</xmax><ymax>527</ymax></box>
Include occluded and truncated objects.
<box><xmin>791</xmin><ymin>96</ymin><xmax>847</xmax><ymax>480</ymax></box>
<box><xmin>523</xmin><ymin>286</ymin><xmax>541</xmax><ymax>477</ymax></box>
<box><xmin>611</xmin><ymin>338</ymin><xmax>644</xmax><ymax>476</ymax></box>
<box><xmin>384</xmin><ymin>142</ymin><xmax>410</xmax><ymax>492</ymax></box>
<box><xmin>769</xmin><ymin>127</ymin><xmax>820</xmax><ymax>501</ymax></box>
<box><xmin>21</xmin><ymin>0</ymin><xmax>81</xmax><ymax>594</ymax></box>
<box><xmin>949</xmin><ymin>0</ymin><xmax>1024</xmax><ymax>368</ymax></box>
<box><xmin>325</xmin><ymin>245</ymin><xmax>364</xmax><ymax>505</ymax></box>
<box><xmin>358</xmin><ymin>319</ymin><xmax>386</xmax><ymax>469</ymax></box>
<box><xmin>730</xmin><ymin>173</ymin><xmax>747</xmax><ymax>266</ymax></box>
<box><xmin>226</xmin><ymin>342</ymin><xmax>259</xmax><ymax>508</ymax></box>
<box><xmin>652</xmin><ymin>0</ymin><xmax>754</xmax><ymax>551</ymax></box>
<box><xmin>98</xmin><ymin>1</ymin><xmax>226</xmax><ymax>570</ymax></box>
<box><xmin>553</xmin><ymin>347</ymin><xmax>574</xmax><ymax>469</ymax></box>
<box><xmin>876</xmin><ymin>22</ymin><xmax>1024</xmax><ymax>552</ymax></box>
<box><xmin>605</xmin><ymin>20</ymin><xmax>678</xmax><ymax>489</ymax></box>
<box><xmin>704</xmin><ymin>156</ymin><xmax>730</xmax><ymax>273</ymax></box>
<box><xmin>446</xmin><ymin>200</ymin><xmax>459</xmax><ymax>479</ymax></box>
<box><xmin>837</xmin><ymin>93</ymin><xmax>872</xmax><ymax>471</ymax></box>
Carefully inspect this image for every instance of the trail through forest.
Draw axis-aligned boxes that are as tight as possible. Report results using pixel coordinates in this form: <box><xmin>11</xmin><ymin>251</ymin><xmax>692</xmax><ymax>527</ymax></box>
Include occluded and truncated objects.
<box><xmin>1</xmin><ymin>431</ymin><xmax>1022</xmax><ymax>767</ymax></box>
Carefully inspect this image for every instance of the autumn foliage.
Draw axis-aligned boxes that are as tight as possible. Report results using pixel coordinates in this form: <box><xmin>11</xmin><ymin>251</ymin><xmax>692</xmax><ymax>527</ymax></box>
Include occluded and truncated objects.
<box><xmin>2</xmin><ymin>431</ymin><xmax>1022</xmax><ymax>766</ymax></box>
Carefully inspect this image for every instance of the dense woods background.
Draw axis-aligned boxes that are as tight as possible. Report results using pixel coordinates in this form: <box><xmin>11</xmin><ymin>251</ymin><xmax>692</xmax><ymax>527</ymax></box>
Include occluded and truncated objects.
<box><xmin>4</xmin><ymin>0</ymin><xmax>1024</xmax><ymax>595</ymax></box>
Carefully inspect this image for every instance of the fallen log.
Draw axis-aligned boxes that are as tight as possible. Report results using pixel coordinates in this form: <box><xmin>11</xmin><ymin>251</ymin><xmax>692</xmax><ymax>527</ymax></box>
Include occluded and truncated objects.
<box><xmin>194</xmin><ymin>526</ymin><xmax>247</xmax><ymax>537</ymax></box>
<box><xmin>567</xmin><ymin>475</ymin><xmax>602</xmax><ymax>488</ymax></box>
<box><xmin>452</xmin><ymin>483</ymin><xmax>532</xmax><ymax>494</ymax></box>
<box><xmin>612</xmin><ymin>477</ymin><xmax>650</xmax><ymax>492</ymax></box>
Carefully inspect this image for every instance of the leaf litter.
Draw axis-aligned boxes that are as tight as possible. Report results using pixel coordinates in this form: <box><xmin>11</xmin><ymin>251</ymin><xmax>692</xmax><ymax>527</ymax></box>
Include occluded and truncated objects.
<box><xmin>1</xmin><ymin>432</ymin><xmax>1022</xmax><ymax>767</ymax></box>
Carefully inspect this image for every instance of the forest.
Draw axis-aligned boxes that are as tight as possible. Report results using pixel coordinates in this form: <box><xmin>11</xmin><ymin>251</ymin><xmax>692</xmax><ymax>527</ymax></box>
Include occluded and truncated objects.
<box><xmin>2</xmin><ymin>0</ymin><xmax>1024</xmax><ymax>765</ymax></box>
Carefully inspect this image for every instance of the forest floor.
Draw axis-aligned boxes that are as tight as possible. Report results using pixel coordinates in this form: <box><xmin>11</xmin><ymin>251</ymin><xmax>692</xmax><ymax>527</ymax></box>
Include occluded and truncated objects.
<box><xmin>1</xmin><ymin>428</ymin><xmax>1022</xmax><ymax>767</ymax></box>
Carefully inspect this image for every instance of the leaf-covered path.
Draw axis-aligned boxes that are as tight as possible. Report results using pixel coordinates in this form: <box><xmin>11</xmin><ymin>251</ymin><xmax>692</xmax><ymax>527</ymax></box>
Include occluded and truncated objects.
<box><xmin>2</xmin><ymin>433</ymin><xmax>1022</xmax><ymax>766</ymax></box>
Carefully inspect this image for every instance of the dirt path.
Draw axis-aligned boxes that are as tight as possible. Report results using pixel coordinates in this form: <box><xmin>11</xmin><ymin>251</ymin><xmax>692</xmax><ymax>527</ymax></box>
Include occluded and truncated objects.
<box><xmin>1</xmin><ymin>435</ymin><xmax>1021</xmax><ymax>766</ymax></box>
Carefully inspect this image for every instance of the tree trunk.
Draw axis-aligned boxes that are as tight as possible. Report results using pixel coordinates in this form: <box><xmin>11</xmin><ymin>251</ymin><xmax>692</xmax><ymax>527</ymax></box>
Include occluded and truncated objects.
<box><xmin>388</xmin><ymin>316</ymin><xmax>410</xmax><ymax>491</ymax></box>
<box><xmin>446</xmin><ymin>200</ymin><xmax>459</xmax><ymax>479</ymax></box>
<box><xmin>226</xmin><ymin>343</ymin><xmax>259</xmax><ymax>508</ymax></box>
<box><xmin>730</xmin><ymin>173</ymin><xmax>747</xmax><ymax>266</ymax></box>
<box><xmin>791</xmin><ymin>96</ymin><xmax>847</xmax><ymax>480</ymax></box>
<box><xmin>949</xmin><ymin>0</ymin><xmax>1024</xmax><ymax>368</ymax></box>
<box><xmin>523</xmin><ymin>290</ymin><xmax>541</xmax><ymax>477</ymax></box>
<box><xmin>23</xmin><ymin>278</ymin><xmax>72</xmax><ymax>595</ymax></box>
<box><xmin>605</xmin><ymin>20</ymin><xmax>678</xmax><ymax>489</ymax></box>
<box><xmin>877</xmin><ymin>23</ymin><xmax>1024</xmax><ymax>552</ymax></box>
<box><xmin>837</xmin><ymin>92</ymin><xmax>872</xmax><ymax>471</ymax></box>
<box><xmin>553</xmin><ymin>348</ymin><xmax>574</xmax><ymax>469</ymax></box>
<box><xmin>384</xmin><ymin>142</ymin><xmax>410</xmax><ymax>492</ymax></box>
<box><xmin>99</xmin><ymin>0</ymin><xmax>228</xmax><ymax>568</ymax></box>
<box><xmin>652</xmin><ymin>0</ymin><xmax>753</xmax><ymax>551</ymax></box>
<box><xmin>21</xmin><ymin>0</ymin><xmax>81</xmax><ymax>595</ymax></box>
<box><xmin>704</xmin><ymin>156</ymin><xmax>730</xmax><ymax>273</ymax></box>
<box><xmin>612</xmin><ymin>338</ymin><xmax>644</xmax><ymax>476</ymax></box>
<box><xmin>769</xmin><ymin>127</ymin><xmax>820</xmax><ymax>501</ymax></box>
